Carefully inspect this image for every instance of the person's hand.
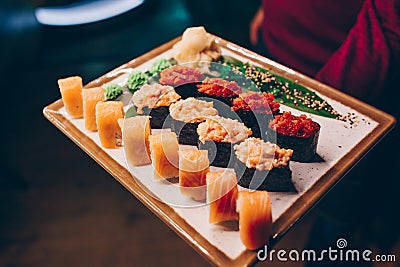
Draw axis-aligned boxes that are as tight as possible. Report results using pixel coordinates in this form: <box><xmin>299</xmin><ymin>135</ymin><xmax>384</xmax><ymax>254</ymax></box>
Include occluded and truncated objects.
<box><xmin>250</xmin><ymin>7</ymin><xmax>264</xmax><ymax>45</ymax></box>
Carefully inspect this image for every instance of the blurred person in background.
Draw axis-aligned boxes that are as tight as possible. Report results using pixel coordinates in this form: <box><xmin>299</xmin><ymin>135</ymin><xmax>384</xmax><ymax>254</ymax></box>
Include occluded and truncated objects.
<box><xmin>250</xmin><ymin>0</ymin><xmax>400</xmax><ymax>265</ymax></box>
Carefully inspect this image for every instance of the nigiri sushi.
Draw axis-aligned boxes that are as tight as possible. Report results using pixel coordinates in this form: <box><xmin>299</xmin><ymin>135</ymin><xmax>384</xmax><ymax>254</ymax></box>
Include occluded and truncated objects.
<box><xmin>95</xmin><ymin>101</ymin><xmax>124</xmax><ymax>148</ymax></box>
<box><xmin>58</xmin><ymin>76</ymin><xmax>83</xmax><ymax>118</ymax></box>
<box><xmin>237</xmin><ymin>191</ymin><xmax>272</xmax><ymax>250</ymax></box>
<box><xmin>179</xmin><ymin>149</ymin><xmax>209</xmax><ymax>201</ymax></box>
<box><xmin>82</xmin><ymin>87</ymin><xmax>105</xmax><ymax>131</ymax></box>
<box><xmin>122</xmin><ymin>116</ymin><xmax>151</xmax><ymax>166</ymax></box>
<box><xmin>206</xmin><ymin>170</ymin><xmax>238</xmax><ymax>224</ymax></box>
<box><xmin>149</xmin><ymin>132</ymin><xmax>179</xmax><ymax>179</ymax></box>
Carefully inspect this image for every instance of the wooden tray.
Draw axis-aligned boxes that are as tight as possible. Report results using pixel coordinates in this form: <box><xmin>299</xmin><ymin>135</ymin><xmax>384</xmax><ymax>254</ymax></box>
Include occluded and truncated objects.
<box><xmin>43</xmin><ymin>35</ymin><xmax>396</xmax><ymax>266</ymax></box>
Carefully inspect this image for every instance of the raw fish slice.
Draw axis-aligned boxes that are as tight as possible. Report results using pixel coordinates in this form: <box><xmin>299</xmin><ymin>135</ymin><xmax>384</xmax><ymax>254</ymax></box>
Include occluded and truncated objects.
<box><xmin>179</xmin><ymin>149</ymin><xmax>209</xmax><ymax>200</ymax></box>
<box><xmin>95</xmin><ymin>101</ymin><xmax>124</xmax><ymax>148</ymax></box>
<box><xmin>206</xmin><ymin>170</ymin><xmax>238</xmax><ymax>223</ymax></box>
<box><xmin>122</xmin><ymin>116</ymin><xmax>151</xmax><ymax>166</ymax></box>
<box><xmin>237</xmin><ymin>191</ymin><xmax>272</xmax><ymax>250</ymax></box>
<box><xmin>82</xmin><ymin>87</ymin><xmax>105</xmax><ymax>131</ymax></box>
<box><xmin>149</xmin><ymin>132</ymin><xmax>179</xmax><ymax>179</ymax></box>
<box><xmin>58</xmin><ymin>76</ymin><xmax>83</xmax><ymax>118</ymax></box>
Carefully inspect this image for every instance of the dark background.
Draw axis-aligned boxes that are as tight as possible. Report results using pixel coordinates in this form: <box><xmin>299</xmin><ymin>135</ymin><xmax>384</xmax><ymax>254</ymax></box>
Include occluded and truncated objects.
<box><xmin>1</xmin><ymin>1</ymin><xmax>399</xmax><ymax>266</ymax></box>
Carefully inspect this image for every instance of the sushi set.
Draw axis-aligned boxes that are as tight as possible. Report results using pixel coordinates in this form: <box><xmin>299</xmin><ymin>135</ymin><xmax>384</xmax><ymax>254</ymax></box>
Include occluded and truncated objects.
<box><xmin>44</xmin><ymin>27</ymin><xmax>395</xmax><ymax>266</ymax></box>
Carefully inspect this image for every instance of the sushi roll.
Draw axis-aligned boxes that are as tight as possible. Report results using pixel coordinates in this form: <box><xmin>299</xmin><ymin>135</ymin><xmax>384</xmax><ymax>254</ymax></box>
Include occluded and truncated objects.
<box><xmin>267</xmin><ymin>111</ymin><xmax>321</xmax><ymax>162</ymax></box>
<box><xmin>122</xmin><ymin>116</ymin><xmax>151</xmax><ymax>166</ymax></box>
<box><xmin>232</xmin><ymin>92</ymin><xmax>280</xmax><ymax>138</ymax></box>
<box><xmin>206</xmin><ymin>170</ymin><xmax>238</xmax><ymax>224</ymax></box>
<box><xmin>197</xmin><ymin>116</ymin><xmax>252</xmax><ymax>168</ymax></box>
<box><xmin>95</xmin><ymin>101</ymin><xmax>124</xmax><ymax>148</ymax></box>
<box><xmin>169</xmin><ymin>98</ymin><xmax>218</xmax><ymax>145</ymax></box>
<box><xmin>58</xmin><ymin>76</ymin><xmax>83</xmax><ymax>118</ymax></box>
<box><xmin>234</xmin><ymin>137</ymin><xmax>295</xmax><ymax>192</ymax></box>
<box><xmin>179</xmin><ymin>149</ymin><xmax>209</xmax><ymax>201</ymax></box>
<box><xmin>237</xmin><ymin>190</ymin><xmax>272</xmax><ymax>250</ymax></box>
<box><xmin>197</xmin><ymin>77</ymin><xmax>242</xmax><ymax>107</ymax></box>
<box><xmin>159</xmin><ymin>65</ymin><xmax>204</xmax><ymax>98</ymax></box>
<box><xmin>149</xmin><ymin>132</ymin><xmax>179</xmax><ymax>179</ymax></box>
<box><xmin>131</xmin><ymin>83</ymin><xmax>181</xmax><ymax>129</ymax></box>
<box><xmin>82</xmin><ymin>87</ymin><xmax>105</xmax><ymax>131</ymax></box>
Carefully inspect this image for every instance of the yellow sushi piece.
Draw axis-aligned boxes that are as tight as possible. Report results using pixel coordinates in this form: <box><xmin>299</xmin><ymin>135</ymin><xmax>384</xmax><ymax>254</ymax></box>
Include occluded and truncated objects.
<box><xmin>58</xmin><ymin>76</ymin><xmax>83</xmax><ymax>118</ymax></box>
<box><xmin>82</xmin><ymin>87</ymin><xmax>105</xmax><ymax>131</ymax></box>
<box><xmin>206</xmin><ymin>170</ymin><xmax>238</xmax><ymax>224</ymax></box>
<box><xmin>149</xmin><ymin>132</ymin><xmax>179</xmax><ymax>179</ymax></box>
<box><xmin>179</xmin><ymin>149</ymin><xmax>209</xmax><ymax>201</ymax></box>
<box><xmin>122</xmin><ymin>116</ymin><xmax>151</xmax><ymax>166</ymax></box>
<box><xmin>95</xmin><ymin>101</ymin><xmax>124</xmax><ymax>148</ymax></box>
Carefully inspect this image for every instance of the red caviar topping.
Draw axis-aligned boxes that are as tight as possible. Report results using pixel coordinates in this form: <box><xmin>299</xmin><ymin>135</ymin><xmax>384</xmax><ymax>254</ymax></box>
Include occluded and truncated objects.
<box><xmin>159</xmin><ymin>65</ymin><xmax>204</xmax><ymax>86</ymax></box>
<box><xmin>197</xmin><ymin>77</ymin><xmax>242</xmax><ymax>98</ymax></box>
<box><xmin>232</xmin><ymin>91</ymin><xmax>280</xmax><ymax>114</ymax></box>
<box><xmin>269</xmin><ymin>111</ymin><xmax>320</xmax><ymax>138</ymax></box>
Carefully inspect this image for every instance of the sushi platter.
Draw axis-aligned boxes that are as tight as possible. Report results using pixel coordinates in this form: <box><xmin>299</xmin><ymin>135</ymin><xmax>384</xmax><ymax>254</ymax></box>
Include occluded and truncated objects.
<box><xmin>43</xmin><ymin>28</ymin><xmax>395</xmax><ymax>266</ymax></box>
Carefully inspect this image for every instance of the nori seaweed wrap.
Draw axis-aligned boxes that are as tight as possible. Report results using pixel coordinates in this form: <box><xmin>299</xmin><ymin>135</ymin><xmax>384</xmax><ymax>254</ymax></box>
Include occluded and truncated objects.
<box><xmin>233</xmin><ymin>137</ymin><xmax>296</xmax><ymax>192</ymax></box>
<box><xmin>234</xmin><ymin>159</ymin><xmax>295</xmax><ymax>192</ymax></box>
<box><xmin>197</xmin><ymin>116</ymin><xmax>252</xmax><ymax>168</ymax></box>
<box><xmin>171</xmin><ymin>119</ymin><xmax>201</xmax><ymax>146</ymax></box>
<box><xmin>267</xmin><ymin>112</ymin><xmax>321</xmax><ymax>162</ymax></box>
<box><xmin>141</xmin><ymin>106</ymin><xmax>171</xmax><ymax>129</ymax></box>
<box><xmin>198</xmin><ymin>140</ymin><xmax>236</xmax><ymax>168</ymax></box>
<box><xmin>232</xmin><ymin>92</ymin><xmax>280</xmax><ymax>139</ymax></box>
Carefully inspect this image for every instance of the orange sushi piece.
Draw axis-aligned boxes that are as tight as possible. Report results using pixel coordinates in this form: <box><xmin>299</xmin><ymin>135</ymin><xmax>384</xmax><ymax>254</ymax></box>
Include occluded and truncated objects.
<box><xmin>122</xmin><ymin>116</ymin><xmax>151</xmax><ymax>166</ymax></box>
<box><xmin>206</xmin><ymin>170</ymin><xmax>238</xmax><ymax>223</ymax></box>
<box><xmin>179</xmin><ymin>149</ymin><xmax>209</xmax><ymax>201</ymax></box>
<box><xmin>58</xmin><ymin>76</ymin><xmax>83</xmax><ymax>118</ymax></box>
<box><xmin>82</xmin><ymin>87</ymin><xmax>105</xmax><ymax>131</ymax></box>
<box><xmin>237</xmin><ymin>191</ymin><xmax>272</xmax><ymax>250</ymax></box>
<box><xmin>95</xmin><ymin>101</ymin><xmax>124</xmax><ymax>148</ymax></box>
<box><xmin>149</xmin><ymin>132</ymin><xmax>179</xmax><ymax>179</ymax></box>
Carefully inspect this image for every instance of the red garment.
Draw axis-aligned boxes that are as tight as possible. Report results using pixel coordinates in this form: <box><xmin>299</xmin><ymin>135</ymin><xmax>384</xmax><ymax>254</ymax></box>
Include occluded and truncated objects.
<box><xmin>261</xmin><ymin>0</ymin><xmax>400</xmax><ymax>101</ymax></box>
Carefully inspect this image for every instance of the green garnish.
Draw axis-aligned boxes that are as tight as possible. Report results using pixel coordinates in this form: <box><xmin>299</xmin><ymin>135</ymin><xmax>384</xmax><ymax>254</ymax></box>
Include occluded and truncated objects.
<box><xmin>127</xmin><ymin>71</ymin><xmax>147</xmax><ymax>93</ymax></box>
<box><xmin>147</xmin><ymin>58</ymin><xmax>173</xmax><ymax>77</ymax></box>
<box><xmin>103</xmin><ymin>83</ymin><xmax>123</xmax><ymax>100</ymax></box>
<box><xmin>218</xmin><ymin>56</ymin><xmax>339</xmax><ymax>118</ymax></box>
<box><xmin>125</xmin><ymin>106</ymin><xmax>138</xmax><ymax>118</ymax></box>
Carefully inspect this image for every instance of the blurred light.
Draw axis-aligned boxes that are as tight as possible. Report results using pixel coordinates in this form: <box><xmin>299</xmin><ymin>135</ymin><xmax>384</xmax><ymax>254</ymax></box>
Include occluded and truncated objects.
<box><xmin>35</xmin><ymin>0</ymin><xmax>145</xmax><ymax>26</ymax></box>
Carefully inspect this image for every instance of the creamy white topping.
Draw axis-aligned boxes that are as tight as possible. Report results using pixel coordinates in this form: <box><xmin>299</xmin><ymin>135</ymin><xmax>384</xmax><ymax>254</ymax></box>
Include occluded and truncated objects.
<box><xmin>169</xmin><ymin>97</ymin><xmax>218</xmax><ymax>123</ymax></box>
<box><xmin>131</xmin><ymin>83</ymin><xmax>181</xmax><ymax>114</ymax></box>
<box><xmin>234</xmin><ymin>137</ymin><xmax>293</xmax><ymax>171</ymax></box>
<box><xmin>197</xmin><ymin>115</ymin><xmax>252</xmax><ymax>143</ymax></box>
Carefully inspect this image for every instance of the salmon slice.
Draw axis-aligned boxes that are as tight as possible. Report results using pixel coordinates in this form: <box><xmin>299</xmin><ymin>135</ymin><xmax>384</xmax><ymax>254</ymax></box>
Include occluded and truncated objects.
<box><xmin>82</xmin><ymin>87</ymin><xmax>105</xmax><ymax>131</ymax></box>
<box><xmin>206</xmin><ymin>170</ymin><xmax>238</xmax><ymax>223</ymax></box>
<box><xmin>95</xmin><ymin>101</ymin><xmax>124</xmax><ymax>148</ymax></box>
<box><xmin>237</xmin><ymin>191</ymin><xmax>272</xmax><ymax>250</ymax></box>
<box><xmin>179</xmin><ymin>149</ymin><xmax>209</xmax><ymax>201</ymax></box>
<box><xmin>58</xmin><ymin>76</ymin><xmax>83</xmax><ymax>118</ymax></box>
<box><xmin>149</xmin><ymin>132</ymin><xmax>179</xmax><ymax>179</ymax></box>
<box><xmin>122</xmin><ymin>116</ymin><xmax>151</xmax><ymax>166</ymax></box>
